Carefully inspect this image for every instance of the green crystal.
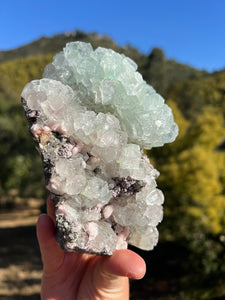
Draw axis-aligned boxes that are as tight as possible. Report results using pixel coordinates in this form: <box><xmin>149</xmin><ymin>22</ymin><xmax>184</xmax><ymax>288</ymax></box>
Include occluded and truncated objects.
<box><xmin>43</xmin><ymin>42</ymin><xmax>178</xmax><ymax>149</ymax></box>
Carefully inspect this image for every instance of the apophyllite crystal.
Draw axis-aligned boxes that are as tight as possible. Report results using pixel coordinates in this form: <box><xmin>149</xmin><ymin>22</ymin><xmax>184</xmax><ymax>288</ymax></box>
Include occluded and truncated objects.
<box><xmin>21</xmin><ymin>42</ymin><xmax>178</xmax><ymax>255</ymax></box>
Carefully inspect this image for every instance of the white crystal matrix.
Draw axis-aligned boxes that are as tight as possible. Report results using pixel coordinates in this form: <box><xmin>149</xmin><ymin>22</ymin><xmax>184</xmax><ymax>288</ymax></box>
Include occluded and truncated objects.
<box><xmin>21</xmin><ymin>42</ymin><xmax>178</xmax><ymax>255</ymax></box>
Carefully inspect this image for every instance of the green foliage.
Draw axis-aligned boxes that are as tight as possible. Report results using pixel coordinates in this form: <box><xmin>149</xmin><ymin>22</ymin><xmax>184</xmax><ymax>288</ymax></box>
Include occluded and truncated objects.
<box><xmin>142</xmin><ymin>48</ymin><xmax>208</xmax><ymax>96</ymax></box>
<box><xmin>0</xmin><ymin>110</ymin><xmax>44</xmax><ymax>198</ymax></box>
<box><xmin>142</xmin><ymin>47</ymin><xmax>167</xmax><ymax>94</ymax></box>
<box><xmin>0</xmin><ymin>73</ymin><xmax>45</xmax><ymax>202</ymax></box>
<box><xmin>0</xmin><ymin>54</ymin><xmax>53</xmax><ymax>94</ymax></box>
<box><xmin>166</xmin><ymin>59</ymin><xmax>208</xmax><ymax>86</ymax></box>
<box><xmin>0</xmin><ymin>31</ymin><xmax>225</xmax><ymax>296</ymax></box>
<box><xmin>167</xmin><ymin>71</ymin><xmax>225</xmax><ymax>119</ymax></box>
<box><xmin>148</xmin><ymin>103</ymin><xmax>225</xmax><ymax>293</ymax></box>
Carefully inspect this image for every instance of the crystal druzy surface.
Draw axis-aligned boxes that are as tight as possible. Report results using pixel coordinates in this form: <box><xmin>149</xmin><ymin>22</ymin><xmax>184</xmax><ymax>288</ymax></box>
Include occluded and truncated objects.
<box><xmin>21</xmin><ymin>42</ymin><xmax>178</xmax><ymax>255</ymax></box>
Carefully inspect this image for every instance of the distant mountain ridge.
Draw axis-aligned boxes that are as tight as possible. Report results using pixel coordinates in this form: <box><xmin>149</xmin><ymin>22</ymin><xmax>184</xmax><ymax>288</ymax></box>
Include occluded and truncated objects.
<box><xmin>0</xmin><ymin>31</ymin><xmax>122</xmax><ymax>63</ymax></box>
<box><xmin>0</xmin><ymin>30</ymin><xmax>209</xmax><ymax>90</ymax></box>
<box><xmin>2</xmin><ymin>29</ymin><xmax>225</xmax><ymax>121</ymax></box>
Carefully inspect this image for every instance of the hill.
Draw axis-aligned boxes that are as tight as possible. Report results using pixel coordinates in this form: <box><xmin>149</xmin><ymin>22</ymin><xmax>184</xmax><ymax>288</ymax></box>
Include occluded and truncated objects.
<box><xmin>0</xmin><ymin>30</ymin><xmax>225</xmax><ymax>298</ymax></box>
<box><xmin>0</xmin><ymin>30</ymin><xmax>208</xmax><ymax>91</ymax></box>
<box><xmin>0</xmin><ymin>31</ymin><xmax>121</xmax><ymax>63</ymax></box>
<box><xmin>167</xmin><ymin>69</ymin><xmax>225</xmax><ymax>119</ymax></box>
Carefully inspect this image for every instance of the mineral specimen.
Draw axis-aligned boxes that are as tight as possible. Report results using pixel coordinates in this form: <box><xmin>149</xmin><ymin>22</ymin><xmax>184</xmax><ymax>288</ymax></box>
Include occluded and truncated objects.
<box><xmin>21</xmin><ymin>42</ymin><xmax>178</xmax><ymax>255</ymax></box>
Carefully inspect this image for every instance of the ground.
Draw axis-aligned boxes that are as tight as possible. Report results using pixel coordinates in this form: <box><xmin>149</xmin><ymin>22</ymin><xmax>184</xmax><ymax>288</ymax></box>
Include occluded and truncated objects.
<box><xmin>0</xmin><ymin>199</ymin><xmax>42</xmax><ymax>300</ymax></box>
<box><xmin>0</xmin><ymin>198</ymin><xmax>188</xmax><ymax>300</ymax></box>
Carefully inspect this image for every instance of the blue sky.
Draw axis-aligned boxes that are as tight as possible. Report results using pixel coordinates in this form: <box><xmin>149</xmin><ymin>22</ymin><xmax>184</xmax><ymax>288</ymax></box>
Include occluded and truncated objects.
<box><xmin>0</xmin><ymin>0</ymin><xmax>224</xmax><ymax>72</ymax></box>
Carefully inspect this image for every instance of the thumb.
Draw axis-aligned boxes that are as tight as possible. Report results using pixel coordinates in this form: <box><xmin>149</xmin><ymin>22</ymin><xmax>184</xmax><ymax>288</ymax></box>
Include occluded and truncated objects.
<box><xmin>90</xmin><ymin>250</ymin><xmax>146</xmax><ymax>299</ymax></box>
<box><xmin>100</xmin><ymin>249</ymin><xmax>146</xmax><ymax>280</ymax></box>
<box><xmin>36</xmin><ymin>214</ymin><xmax>64</xmax><ymax>275</ymax></box>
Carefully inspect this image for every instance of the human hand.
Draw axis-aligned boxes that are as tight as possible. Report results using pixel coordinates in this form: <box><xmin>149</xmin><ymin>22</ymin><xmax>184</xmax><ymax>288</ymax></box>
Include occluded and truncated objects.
<box><xmin>36</xmin><ymin>197</ymin><xmax>146</xmax><ymax>300</ymax></box>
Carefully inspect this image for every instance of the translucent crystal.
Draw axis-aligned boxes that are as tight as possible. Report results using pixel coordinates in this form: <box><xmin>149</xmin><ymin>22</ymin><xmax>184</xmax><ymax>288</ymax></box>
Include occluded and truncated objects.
<box><xmin>43</xmin><ymin>42</ymin><xmax>178</xmax><ymax>149</ymax></box>
<box><xmin>81</xmin><ymin>177</ymin><xmax>112</xmax><ymax>206</ymax></box>
<box><xmin>128</xmin><ymin>226</ymin><xmax>159</xmax><ymax>250</ymax></box>
<box><xmin>21</xmin><ymin>42</ymin><xmax>178</xmax><ymax>255</ymax></box>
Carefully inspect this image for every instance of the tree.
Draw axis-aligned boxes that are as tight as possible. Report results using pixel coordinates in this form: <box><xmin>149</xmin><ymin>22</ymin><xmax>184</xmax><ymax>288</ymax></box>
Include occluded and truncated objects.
<box><xmin>148</xmin><ymin>103</ymin><xmax>225</xmax><ymax>289</ymax></box>
<box><xmin>143</xmin><ymin>47</ymin><xmax>167</xmax><ymax>95</ymax></box>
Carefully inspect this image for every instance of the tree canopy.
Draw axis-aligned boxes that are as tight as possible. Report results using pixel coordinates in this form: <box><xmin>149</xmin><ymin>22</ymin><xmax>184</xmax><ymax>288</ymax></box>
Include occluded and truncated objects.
<box><xmin>0</xmin><ymin>32</ymin><xmax>224</xmax><ymax>297</ymax></box>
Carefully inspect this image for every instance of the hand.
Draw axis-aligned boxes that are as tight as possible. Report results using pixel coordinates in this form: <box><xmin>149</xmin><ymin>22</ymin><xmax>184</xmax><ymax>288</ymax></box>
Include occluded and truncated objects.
<box><xmin>36</xmin><ymin>197</ymin><xmax>146</xmax><ymax>300</ymax></box>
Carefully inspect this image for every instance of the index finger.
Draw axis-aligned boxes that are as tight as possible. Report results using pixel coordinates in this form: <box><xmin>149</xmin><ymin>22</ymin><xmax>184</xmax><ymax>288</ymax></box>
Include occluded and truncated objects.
<box><xmin>47</xmin><ymin>196</ymin><xmax>56</xmax><ymax>225</ymax></box>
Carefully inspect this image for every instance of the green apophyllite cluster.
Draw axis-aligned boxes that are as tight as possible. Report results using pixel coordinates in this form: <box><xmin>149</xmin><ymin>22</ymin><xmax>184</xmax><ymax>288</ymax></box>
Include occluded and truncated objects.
<box><xmin>43</xmin><ymin>42</ymin><xmax>178</xmax><ymax>149</ymax></box>
<box><xmin>21</xmin><ymin>42</ymin><xmax>178</xmax><ymax>255</ymax></box>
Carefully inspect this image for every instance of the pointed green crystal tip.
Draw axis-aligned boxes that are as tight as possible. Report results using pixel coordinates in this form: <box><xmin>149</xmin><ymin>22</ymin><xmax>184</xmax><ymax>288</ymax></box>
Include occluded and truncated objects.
<box><xmin>43</xmin><ymin>42</ymin><xmax>178</xmax><ymax>149</ymax></box>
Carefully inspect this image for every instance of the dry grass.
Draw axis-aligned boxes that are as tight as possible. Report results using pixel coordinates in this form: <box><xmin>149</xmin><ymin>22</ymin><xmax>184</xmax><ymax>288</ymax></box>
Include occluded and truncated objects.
<box><xmin>0</xmin><ymin>265</ymin><xmax>42</xmax><ymax>297</ymax></box>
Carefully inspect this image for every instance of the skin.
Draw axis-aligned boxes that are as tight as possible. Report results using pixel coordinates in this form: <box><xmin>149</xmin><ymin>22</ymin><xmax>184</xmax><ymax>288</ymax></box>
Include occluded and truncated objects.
<box><xmin>36</xmin><ymin>197</ymin><xmax>146</xmax><ymax>300</ymax></box>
